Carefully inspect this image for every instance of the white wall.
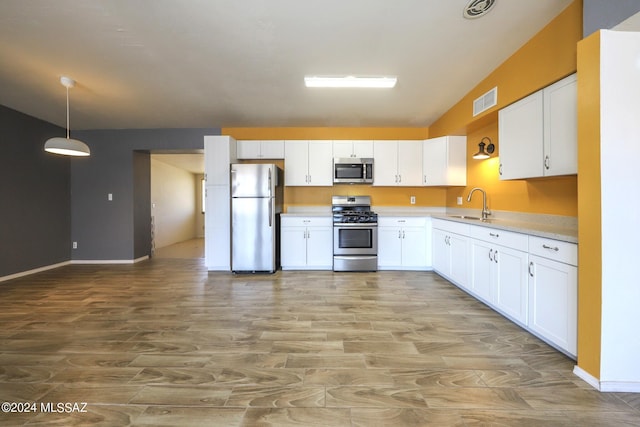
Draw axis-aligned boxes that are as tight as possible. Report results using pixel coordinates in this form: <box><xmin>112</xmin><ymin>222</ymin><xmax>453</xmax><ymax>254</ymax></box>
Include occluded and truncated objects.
<box><xmin>151</xmin><ymin>158</ymin><xmax>199</xmax><ymax>248</ymax></box>
<box><xmin>196</xmin><ymin>173</ymin><xmax>205</xmax><ymax>238</ymax></box>
<box><xmin>599</xmin><ymin>30</ymin><xmax>640</xmax><ymax>390</ymax></box>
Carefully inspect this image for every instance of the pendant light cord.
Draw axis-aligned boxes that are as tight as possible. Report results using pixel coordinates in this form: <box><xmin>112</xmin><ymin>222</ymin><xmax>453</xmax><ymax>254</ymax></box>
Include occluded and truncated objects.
<box><xmin>66</xmin><ymin>85</ymin><xmax>70</xmax><ymax>139</ymax></box>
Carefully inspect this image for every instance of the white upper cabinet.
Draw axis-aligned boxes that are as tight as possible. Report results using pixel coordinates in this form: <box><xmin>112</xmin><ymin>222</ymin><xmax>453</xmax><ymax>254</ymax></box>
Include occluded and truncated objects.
<box><xmin>237</xmin><ymin>140</ymin><xmax>285</xmax><ymax>159</ymax></box>
<box><xmin>204</xmin><ymin>135</ymin><xmax>237</xmax><ymax>186</ymax></box>
<box><xmin>543</xmin><ymin>74</ymin><xmax>578</xmax><ymax>176</ymax></box>
<box><xmin>422</xmin><ymin>136</ymin><xmax>467</xmax><ymax>186</ymax></box>
<box><xmin>284</xmin><ymin>140</ymin><xmax>333</xmax><ymax>186</ymax></box>
<box><xmin>499</xmin><ymin>73</ymin><xmax>577</xmax><ymax>180</ymax></box>
<box><xmin>373</xmin><ymin>140</ymin><xmax>422</xmax><ymax>186</ymax></box>
<box><xmin>333</xmin><ymin>140</ymin><xmax>374</xmax><ymax>158</ymax></box>
<box><xmin>498</xmin><ymin>91</ymin><xmax>544</xmax><ymax>179</ymax></box>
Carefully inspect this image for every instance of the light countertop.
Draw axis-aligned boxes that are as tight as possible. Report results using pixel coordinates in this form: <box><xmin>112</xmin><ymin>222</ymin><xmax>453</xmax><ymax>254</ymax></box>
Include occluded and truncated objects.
<box><xmin>281</xmin><ymin>206</ymin><xmax>578</xmax><ymax>243</ymax></box>
<box><xmin>432</xmin><ymin>215</ymin><xmax>577</xmax><ymax>244</ymax></box>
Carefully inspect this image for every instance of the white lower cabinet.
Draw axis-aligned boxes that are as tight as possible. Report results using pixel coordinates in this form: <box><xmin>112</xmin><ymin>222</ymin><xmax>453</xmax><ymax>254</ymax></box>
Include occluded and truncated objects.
<box><xmin>280</xmin><ymin>217</ymin><xmax>333</xmax><ymax>270</ymax></box>
<box><xmin>469</xmin><ymin>238</ymin><xmax>529</xmax><ymax>326</ymax></box>
<box><xmin>433</xmin><ymin>219</ymin><xmax>577</xmax><ymax>358</ymax></box>
<box><xmin>432</xmin><ymin>219</ymin><xmax>468</xmax><ymax>287</ymax></box>
<box><xmin>378</xmin><ymin>217</ymin><xmax>430</xmax><ymax>270</ymax></box>
<box><xmin>204</xmin><ymin>185</ymin><xmax>230</xmax><ymax>271</ymax></box>
<box><xmin>527</xmin><ymin>236</ymin><xmax>578</xmax><ymax>357</ymax></box>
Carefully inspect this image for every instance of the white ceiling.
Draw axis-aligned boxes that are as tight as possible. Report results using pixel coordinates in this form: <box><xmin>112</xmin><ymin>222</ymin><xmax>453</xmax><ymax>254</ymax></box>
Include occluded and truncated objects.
<box><xmin>0</xmin><ymin>0</ymin><xmax>574</xmax><ymax>130</ymax></box>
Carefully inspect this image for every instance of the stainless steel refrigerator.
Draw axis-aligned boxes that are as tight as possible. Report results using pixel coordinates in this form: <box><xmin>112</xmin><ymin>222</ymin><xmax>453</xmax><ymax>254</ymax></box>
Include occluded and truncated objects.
<box><xmin>231</xmin><ymin>163</ymin><xmax>282</xmax><ymax>273</ymax></box>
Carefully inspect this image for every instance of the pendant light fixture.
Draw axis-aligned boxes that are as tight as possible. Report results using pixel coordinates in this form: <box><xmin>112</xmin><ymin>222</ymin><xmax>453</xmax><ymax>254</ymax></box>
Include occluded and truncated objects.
<box><xmin>44</xmin><ymin>76</ymin><xmax>90</xmax><ymax>157</ymax></box>
<box><xmin>472</xmin><ymin>137</ymin><xmax>495</xmax><ymax>160</ymax></box>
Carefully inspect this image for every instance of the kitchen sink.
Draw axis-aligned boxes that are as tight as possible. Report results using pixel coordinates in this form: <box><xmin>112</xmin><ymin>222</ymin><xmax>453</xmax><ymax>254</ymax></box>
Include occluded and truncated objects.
<box><xmin>448</xmin><ymin>215</ymin><xmax>482</xmax><ymax>220</ymax></box>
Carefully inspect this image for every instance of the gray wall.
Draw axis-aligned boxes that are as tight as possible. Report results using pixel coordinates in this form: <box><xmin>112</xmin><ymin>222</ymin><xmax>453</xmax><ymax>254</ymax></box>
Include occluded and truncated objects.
<box><xmin>584</xmin><ymin>0</ymin><xmax>640</xmax><ymax>37</ymax></box>
<box><xmin>0</xmin><ymin>105</ymin><xmax>70</xmax><ymax>277</ymax></box>
<box><xmin>71</xmin><ymin>128</ymin><xmax>219</xmax><ymax>261</ymax></box>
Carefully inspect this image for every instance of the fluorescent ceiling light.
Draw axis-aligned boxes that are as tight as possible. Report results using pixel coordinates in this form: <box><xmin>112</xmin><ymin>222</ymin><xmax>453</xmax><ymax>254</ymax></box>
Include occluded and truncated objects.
<box><xmin>304</xmin><ymin>76</ymin><xmax>397</xmax><ymax>88</ymax></box>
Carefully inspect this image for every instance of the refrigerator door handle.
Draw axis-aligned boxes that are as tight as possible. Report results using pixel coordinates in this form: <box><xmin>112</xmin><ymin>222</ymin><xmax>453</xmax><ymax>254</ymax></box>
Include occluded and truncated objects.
<box><xmin>269</xmin><ymin>199</ymin><xmax>273</xmax><ymax>227</ymax></box>
<box><xmin>268</xmin><ymin>168</ymin><xmax>272</xmax><ymax>199</ymax></box>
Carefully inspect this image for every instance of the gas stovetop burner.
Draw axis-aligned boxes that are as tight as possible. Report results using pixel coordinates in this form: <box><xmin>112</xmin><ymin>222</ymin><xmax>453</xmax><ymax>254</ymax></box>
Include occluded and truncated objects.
<box><xmin>333</xmin><ymin>212</ymin><xmax>378</xmax><ymax>224</ymax></box>
<box><xmin>331</xmin><ymin>195</ymin><xmax>377</xmax><ymax>224</ymax></box>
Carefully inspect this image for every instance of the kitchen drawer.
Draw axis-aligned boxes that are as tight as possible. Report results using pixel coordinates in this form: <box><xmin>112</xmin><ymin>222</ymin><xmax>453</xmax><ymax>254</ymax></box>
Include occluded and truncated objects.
<box><xmin>529</xmin><ymin>236</ymin><xmax>577</xmax><ymax>266</ymax></box>
<box><xmin>378</xmin><ymin>217</ymin><xmax>427</xmax><ymax>227</ymax></box>
<box><xmin>281</xmin><ymin>216</ymin><xmax>332</xmax><ymax>227</ymax></box>
<box><xmin>432</xmin><ymin>218</ymin><xmax>470</xmax><ymax>235</ymax></box>
<box><xmin>468</xmin><ymin>225</ymin><xmax>528</xmax><ymax>251</ymax></box>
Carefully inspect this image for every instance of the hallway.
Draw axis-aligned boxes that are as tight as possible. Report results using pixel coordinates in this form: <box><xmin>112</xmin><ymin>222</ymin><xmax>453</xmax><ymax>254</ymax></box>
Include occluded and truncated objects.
<box><xmin>153</xmin><ymin>238</ymin><xmax>204</xmax><ymax>259</ymax></box>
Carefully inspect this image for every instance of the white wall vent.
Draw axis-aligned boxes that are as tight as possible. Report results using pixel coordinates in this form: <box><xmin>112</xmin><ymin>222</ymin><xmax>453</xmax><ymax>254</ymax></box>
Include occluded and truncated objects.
<box><xmin>473</xmin><ymin>87</ymin><xmax>498</xmax><ymax>116</ymax></box>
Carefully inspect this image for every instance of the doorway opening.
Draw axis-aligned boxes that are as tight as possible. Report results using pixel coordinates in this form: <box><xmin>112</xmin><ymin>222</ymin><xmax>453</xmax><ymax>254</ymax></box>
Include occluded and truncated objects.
<box><xmin>150</xmin><ymin>151</ymin><xmax>204</xmax><ymax>259</ymax></box>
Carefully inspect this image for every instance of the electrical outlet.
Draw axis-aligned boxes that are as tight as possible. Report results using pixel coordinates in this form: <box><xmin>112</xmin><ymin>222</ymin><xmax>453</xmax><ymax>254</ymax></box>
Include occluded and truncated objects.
<box><xmin>410</xmin><ymin>196</ymin><xmax>416</xmax><ymax>205</ymax></box>
<box><xmin>108</xmin><ymin>193</ymin><xmax>113</xmax><ymax>201</ymax></box>
<box><xmin>457</xmin><ymin>196</ymin><xmax>463</xmax><ymax>205</ymax></box>
<box><xmin>72</xmin><ymin>242</ymin><xmax>78</xmax><ymax>249</ymax></box>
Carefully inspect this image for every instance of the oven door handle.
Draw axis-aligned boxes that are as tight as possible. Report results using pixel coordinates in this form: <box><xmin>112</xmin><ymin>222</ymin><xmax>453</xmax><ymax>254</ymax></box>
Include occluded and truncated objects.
<box><xmin>333</xmin><ymin>223</ymin><xmax>378</xmax><ymax>228</ymax></box>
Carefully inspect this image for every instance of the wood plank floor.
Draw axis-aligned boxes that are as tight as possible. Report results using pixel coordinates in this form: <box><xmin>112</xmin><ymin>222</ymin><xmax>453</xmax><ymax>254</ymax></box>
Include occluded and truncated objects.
<box><xmin>1</xmin><ymin>258</ymin><xmax>639</xmax><ymax>426</ymax></box>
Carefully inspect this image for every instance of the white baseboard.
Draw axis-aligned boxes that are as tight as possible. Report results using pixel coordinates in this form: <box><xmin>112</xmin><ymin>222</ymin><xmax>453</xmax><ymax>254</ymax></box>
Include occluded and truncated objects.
<box><xmin>600</xmin><ymin>381</ymin><xmax>640</xmax><ymax>393</ymax></box>
<box><xmin>573</xmin><ymin>365</ymin><xmax>640</xmax><ymax>392</ymax></box>
<box><xmin>0</xmin><ymin>261</ymin><xmax>71</xmax><ymax>283</ymax></box>
<box><xmin>1</xmin><ymin>256</ymin><xmax>151</xmax><ymax>283</ymax></box>
<box><xmin>71</xmin><ymin>256</ymin><xmax>149</xmax><ymax>265</ymax></box>
<box><xmin>573</xmin><ymin>365</ymin><xmax>601</xmax><ymax>390</ymax></box>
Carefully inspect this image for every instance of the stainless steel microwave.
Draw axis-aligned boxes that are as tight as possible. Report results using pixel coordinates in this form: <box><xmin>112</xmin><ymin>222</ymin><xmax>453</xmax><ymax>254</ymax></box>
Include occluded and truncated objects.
<box><xmin>333</xmin><ymin>158</ymin><xmax>374</xmax><ymax>184</ymax></box>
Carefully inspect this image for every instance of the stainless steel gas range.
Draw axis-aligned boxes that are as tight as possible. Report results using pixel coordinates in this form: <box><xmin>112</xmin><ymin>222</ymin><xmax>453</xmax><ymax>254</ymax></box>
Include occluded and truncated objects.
<box><xmin>332</xmin><ymin>196</ymin><xmax>378</xmax><ymax>272</ymax></box>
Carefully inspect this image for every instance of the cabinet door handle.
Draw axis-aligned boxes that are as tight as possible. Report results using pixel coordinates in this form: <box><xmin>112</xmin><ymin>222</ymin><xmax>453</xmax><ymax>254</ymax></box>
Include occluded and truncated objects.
<box><xmin>494</xmin><ymin>250</ymin><xmax>498</xmax><ymax>263</ymax></box>
<box><xmin>398</xmin><ymin>174</ymin><xmax>402</xmax><ymax>183</ymax></box>
<box><xmin>398</xmin><ymin>230</ymin><xmax>402</xmax><ymax>239</ymax></box>
<box><xmin>489</xmin><ymin>249</ymin><xmax>493</xmax><ymax>261</ymax></box>
<box><xmin>402</xmin><ymin>230</ymin><xmax>405</xmax><ymax>239</ymax></box>
<box><xmin>308</xmin><ymin>175</ymin><xmax>311</xmax><ymax>184</ymax></box>
<box><xmin>424</xmin><ymin>175</ymin><xmax>427</xmax><ymax>184</ymax></box>
<box><xmin>529</xmin><ymin>261</ymin><xmax>534</xmax><ymax>277</ymax></box>
<box><xmin>542</xmin><ymin>244</ymin><xmax>559</xmax><ymax>251</ymax></box>
<box><xmin>489</xmin><ymin>232</ymin><xmax>499</xmax><ymax>238</ymax></box>
<box><xmin>499</xmin><ymin>164</ymin><xmax>503</xmax><ymax>176</ymax></box>
<box><xmin>544</xmin><ymin>155</ymin><xmax>550</xmax><ymax>170</ymax></box>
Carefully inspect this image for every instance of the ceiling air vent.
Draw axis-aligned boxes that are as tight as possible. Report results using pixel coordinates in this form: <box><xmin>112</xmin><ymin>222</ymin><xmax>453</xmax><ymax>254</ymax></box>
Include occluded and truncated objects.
<box><xmin>473</xmin><ymin>87</ymin><xmax>498</xmax><ymax>116</ymax></box>
<box><xmin>463</xmin><ymin>0</ymin><xmax>497</xmax><ymax>19</ymax></box>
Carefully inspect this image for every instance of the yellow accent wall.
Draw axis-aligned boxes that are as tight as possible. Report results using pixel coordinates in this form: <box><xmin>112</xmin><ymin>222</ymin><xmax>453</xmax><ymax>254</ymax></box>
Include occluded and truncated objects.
<box><xmin>576</xmin><ymin>31</ymin><xmax>602</xmax><ymax>379</ymax></box>
<box><xmin>446</xmin><ymin>122</ymin><xmax>578</xmax><ymax>216</ymax></box>
<box><xmin>429</xmin><ymin>1</ymin><xmax>583</xmax><ymax>136</ymax></box>
<box><xmin>224</xmin><ymin>1</ymin><xmax>582</xmax><ymax>217</ymax></box>
<box><xmin>223</xmin><ymin>127</ymin><xmax>446</xmax><ymax>210</ymax></box>
<box><xmin>430</xmin><ymin>0</ymin><xmax>582</xmax><ymax>217</ymax></box>
<box><xmin>223</xmin><ymin>127</ymin><xmax>427</xmax><ymax>141</ymax></box>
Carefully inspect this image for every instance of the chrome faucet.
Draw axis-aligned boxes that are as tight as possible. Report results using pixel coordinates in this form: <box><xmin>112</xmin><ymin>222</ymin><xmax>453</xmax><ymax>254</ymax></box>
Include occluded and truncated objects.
<box><xmin>467</xmin><ymin>187</ymin><xmax>491</xmax><ymax>220</ymax></box>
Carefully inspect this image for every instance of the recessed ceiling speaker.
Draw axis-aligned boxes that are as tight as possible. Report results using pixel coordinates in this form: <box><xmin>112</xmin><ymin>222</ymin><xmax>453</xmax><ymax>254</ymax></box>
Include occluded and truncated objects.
<box><xmin>463</xmin><ymin>0</ymin><xmax>496</xmax><ymax>19</ymax></box>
